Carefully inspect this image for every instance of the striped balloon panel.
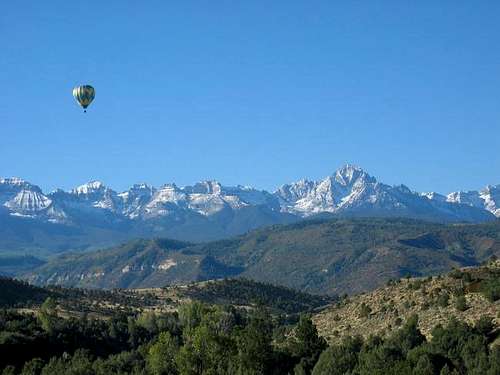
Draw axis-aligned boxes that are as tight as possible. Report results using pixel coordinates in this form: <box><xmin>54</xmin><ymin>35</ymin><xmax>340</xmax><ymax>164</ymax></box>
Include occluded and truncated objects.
<box><xmin>73</xmin><ymin>85</ymin><xmax>95</xmax><ymax>109</ymax></box>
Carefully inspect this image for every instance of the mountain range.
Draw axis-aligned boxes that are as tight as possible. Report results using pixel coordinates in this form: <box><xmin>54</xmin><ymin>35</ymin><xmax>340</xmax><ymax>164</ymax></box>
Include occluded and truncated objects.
<box><xmin>1</xmin><ymin>165</ymin><xmax>498</xmax><ymax>255</ymax></box>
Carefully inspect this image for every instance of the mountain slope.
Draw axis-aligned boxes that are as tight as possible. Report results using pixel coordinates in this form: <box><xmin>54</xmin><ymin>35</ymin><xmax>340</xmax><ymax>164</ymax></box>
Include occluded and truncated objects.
<box><xmin>26</xmin><ymin>238</ymin><xmax>200</xmax><ymax>289</ymax></box>
<box><xmin>313</xmin><ymin>261</ymin><xmax>500</xmax><ymax>343</ymax></box>
<box><xmin>27</xmin><ymin>218</ymin><xmax>500</xmax><ymax>295</ymax></box>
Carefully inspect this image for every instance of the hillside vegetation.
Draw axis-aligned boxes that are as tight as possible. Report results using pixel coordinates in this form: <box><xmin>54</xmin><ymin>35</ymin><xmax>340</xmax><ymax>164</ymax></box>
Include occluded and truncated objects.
<box><xmin>163</xmin><ymin>278</ymin><xmax>333</xmax><ymax>314</ymax></box>
<box><xmin>27</xmin><ymin>218</ymin><xmax>500</xmax><ymax>295</ymax></box>
<box><xmin>314</xmin><ymin>261</ymin><xmax>500</xmax><ymax>345</ymax></box>
<box><xmin>0</xmin><ymin>278</ymin><xmax>51</xmax><ymax>307</ymax></box>
<box><xmin>0</xmin><ymin>276</ymin><xmax>331</xmax><ymax>319</ymax></box>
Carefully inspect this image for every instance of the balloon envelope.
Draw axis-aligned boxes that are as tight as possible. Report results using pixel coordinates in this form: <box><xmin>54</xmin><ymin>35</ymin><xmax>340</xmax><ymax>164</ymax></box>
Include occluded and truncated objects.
<box><xmin>73</xmin><ymin>85</ymin><xmax>95</xmax><ymax>110</ymax></box>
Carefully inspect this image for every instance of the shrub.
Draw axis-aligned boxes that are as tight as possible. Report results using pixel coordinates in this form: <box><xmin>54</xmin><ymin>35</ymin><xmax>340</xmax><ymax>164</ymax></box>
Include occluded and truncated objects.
<box><xmin>481</xmin><ymin>279</ymin><xmax>500</xmax><ymax>302</ymax></box>
<box><xmin>475</xmin><ymin>316</ymin><xmax>494</xmax><ymax>335</ymax></box>
<box><xmin>449</xmin><ymin>269</ymin><xmax>464</xmax><ymax>279</ymax></box>
<box><xmin>455</xmin><ymin>296</ymin><xmax>467</xmax><ymax>312</ymax></box>
<box><xmin>437</xmin><ymin>293</ymin><xmax>449</xmax><ymax>308</ymax></box>
<box><xmin>358</xmin><ymin>303</ymin><xmax>372</xmax><ymax>319</ymax></box>
<box><xmin>408</xmin><ymin>280</ymin><xmax>424</xmax><ymax>290</ymax></box>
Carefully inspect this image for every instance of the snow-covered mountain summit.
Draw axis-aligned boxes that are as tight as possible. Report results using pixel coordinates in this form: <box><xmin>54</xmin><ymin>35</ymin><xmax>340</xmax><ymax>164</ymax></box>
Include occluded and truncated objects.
<box><xmin>0</xmin><ymin>178</ymin><xmax>66</xmax><ymax>222</ymax></box>
<box><xmin>72</xmin><ymin>181</ymin><xmax>107</xmax><ymax>195</ymax></box>
<box><xmin>276</xmin><ymin>165</ymin><xmax>415</xmax><ymax>216</ymax></box>
<box><xmin>141</xmin><ymin>180</ymin><xmax>277</xmax><ymax>218</ymax></box>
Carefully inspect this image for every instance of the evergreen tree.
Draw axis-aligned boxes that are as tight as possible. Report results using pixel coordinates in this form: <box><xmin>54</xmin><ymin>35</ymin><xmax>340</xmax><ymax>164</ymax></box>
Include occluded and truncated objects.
<box><xmin>412</xmin><ymin>355</ymin><xmax>434</xmax><ymax>375</ymax></box>
<box><xmin>38</xmin><ymin>297</ymin><xmax>58</xmax><ymax>334</ymax></box>
<box><xmin>236</xmin><ymin>309</ymin><xmax>273</xmax><ymax>375</ymax></box>
<box><xmin>387</xmin><ymin>314</ymin><xmax>425</xmax><ymax>355</ymax></box>
<box><xmin>290</xmin><ymin>314</ymin><xmax>327</xmax><ymax>373</ymax></box>
<box><xmin>21</xmin><ymin>358</ymin><xmax>44</xmax><ymax>375</ymax></box>
<box><xmin>147</xmin><ymin>332</ymin><xmax>179</xmax><ymax>375</ymax></box>
<box><xmin>2</xmin><ymin>367</ymin><xmax>16</xmax><ymax>375</ymax></box>
<box><xmin>312</xmin><ymin>336</ymin><xmax>362</xmax><ymax>375</ymax></box>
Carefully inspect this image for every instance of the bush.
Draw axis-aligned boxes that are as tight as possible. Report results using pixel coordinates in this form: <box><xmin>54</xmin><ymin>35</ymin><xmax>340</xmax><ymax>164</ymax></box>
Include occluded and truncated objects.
<box><xmin>358</xmin><ymin>303</ymin><xmax>372</xmax><ymax>319</ymax></box>
<box><xmin>475</xmin><ymin>316</ymin><xmax>494</xmax><ymax>335</ymax></box>
<box><xmin>481</xmin><ymin>279</ymin><xmax>500</xmax><ymax>302</ymax></box>
<box><xmin>449</xmin><ymin>269</ymin><xmax>464</xmax><ymax>279</ymax></box>
<box><xmin>437</xmin><ymin>293</ymin><xmax>449</xmax><ymax>308</ymax></box>
<box><xmin>455</xmin><ymin>296</ymin><xmax>467</xmax><ymax>312</ymax></box>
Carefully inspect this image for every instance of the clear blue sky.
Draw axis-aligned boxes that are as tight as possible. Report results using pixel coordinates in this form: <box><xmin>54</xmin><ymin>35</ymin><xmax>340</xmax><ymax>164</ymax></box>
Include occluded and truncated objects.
<box><xmin>1</xmin><ymin>1</ymin><xmax>499</xmax><ymax>194</ymax></box>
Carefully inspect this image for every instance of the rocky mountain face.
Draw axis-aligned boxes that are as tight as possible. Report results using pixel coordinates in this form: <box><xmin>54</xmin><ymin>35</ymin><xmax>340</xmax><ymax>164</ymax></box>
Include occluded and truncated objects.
<box><xmin>275</xmin><ymin>165</ymin><xmax>498</xmax><ymax>222</ymax></box>
<box><xmin>1</xmin><ymin>166</ymin><xmax>498</xmax><ymax>254</ymax></box>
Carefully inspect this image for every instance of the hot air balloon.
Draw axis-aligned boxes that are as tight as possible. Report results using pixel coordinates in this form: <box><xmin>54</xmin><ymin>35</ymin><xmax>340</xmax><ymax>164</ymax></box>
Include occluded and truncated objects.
<box><xmin>73</xmin><ymin>85</ymin><xmax>95</xmax><ymax>112</ymax></box>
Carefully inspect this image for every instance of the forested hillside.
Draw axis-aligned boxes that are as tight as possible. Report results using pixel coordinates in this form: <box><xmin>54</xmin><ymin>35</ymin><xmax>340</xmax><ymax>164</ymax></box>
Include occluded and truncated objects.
<box><xmin>27</xmin><ymin>218</ymin><xmax>500</xmax><ymax>295</ymax></box>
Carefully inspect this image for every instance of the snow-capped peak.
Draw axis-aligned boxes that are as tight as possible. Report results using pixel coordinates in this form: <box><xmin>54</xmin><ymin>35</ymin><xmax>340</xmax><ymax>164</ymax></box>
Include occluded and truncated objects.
<box><xmin>275</xmin><ymin>179</ymin><xmax>316</xmax><ymax>202</ymax></box>
<box><xmin>118</xmin><ymin>183</ymin><xmax>156</xmax><ymax>218</ymax></box>
<box><xmin>0</xmin><ymin>177</ymin><xmax>29</xmax><ymax>186</ymax></box>
<box><xmin>4</xmin><ymin>189</ymin><xmax>52</xmax><ymax>213</ymax></box>
<box><xmin>334</xmin><ymin>164</ymin><xmax>376</xmax><ymax>186</ymax></box>
<box><xmin>0</xmin><ymin>177</ymin><xmax>41</xmax><ymax>192</ymax></box>
<box><xmin>119</xmin><ymin>183</ymin><xmax>154</xmax><ymax>197</ymax></box>
<box><xmin>131</xmin><ymin>183</ymin><xmax>154</xmax><ymax>191</ymax></box>
<box><xmin>184</xmin><ymin>180</ymin><xmax>222</xmax><ymax>195</ymax></box>
<box><xmin>72</xmin><ymin>181</ymin><xmax>106</xmax><ymax>195</ymax></box>
<box><xmin>1</xmin><ymin>177</ymin><xmax>46</xmax><ymax>210</ymax></box>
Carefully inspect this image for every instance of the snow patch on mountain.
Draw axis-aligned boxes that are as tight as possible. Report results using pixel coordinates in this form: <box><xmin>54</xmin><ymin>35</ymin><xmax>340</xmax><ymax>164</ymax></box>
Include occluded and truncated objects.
<box><xmin>420</xmin><ymin>192</ymin><xmax>446</xmax><ymax>202</ymax></box>
<box><xmin>0</xmin><ymin>178</ymin><xmax>68</xmax><ymax>223</ymax></box>
<box><xmin>440</xmin><ymin>185</ymin><xmax>500</xmax><ymax>217</ymax></box>
<box><xmin>481</xmin><ymin>185</ymin><xmax>500</xmax><ymax>217</ymax></box>
<box><xmin>72</xmin><ymin>181</ymin><xmax>106</xmax><ymax>195</ymax></box>
<box><xmin>5</xmin><ymin>190</ymin><xmax>52</xmax><ymax>213</ymax></box>
<box><xmin>446</xmin><ymin>191</ymin><xmax>484</xmax><ymax>208</ymax></box>
<box><xmin>119</xmin><ymin>183</ymin><xmax>156</xmax><ymax>218</ymax></box>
